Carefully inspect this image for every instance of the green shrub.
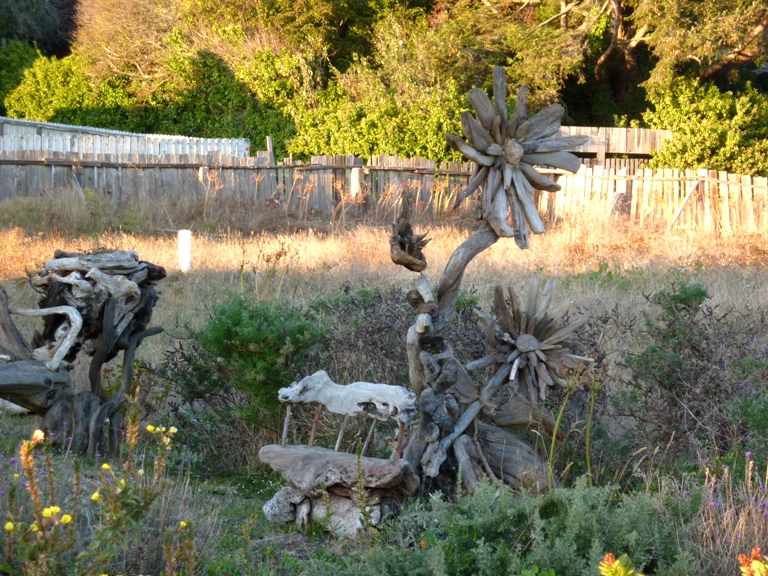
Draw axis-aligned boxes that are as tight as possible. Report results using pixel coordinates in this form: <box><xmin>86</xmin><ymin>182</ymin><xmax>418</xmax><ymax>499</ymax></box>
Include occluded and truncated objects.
<box><xmin>4</xmin><ymin>53</ymin><xmax>96</xmax><ymax>122</ymax></box>
<box><xmin>194</xmin><ymin>295</ymin><xmax>324</xmax><ymax>415</ymax></box>
<box><xmin>331</xmin><ymin>478</ymin><xmax>689</xmax><ymax>576</ymax></box>
<box><xmin>0</xmin><ymin>40</ymin><xmax>38</xmax><ymax>116</ymax></box>
<box><xmin>644</xmin><ymin>78</ymin><xmax>768</xmax><ymax>175</ymax></box>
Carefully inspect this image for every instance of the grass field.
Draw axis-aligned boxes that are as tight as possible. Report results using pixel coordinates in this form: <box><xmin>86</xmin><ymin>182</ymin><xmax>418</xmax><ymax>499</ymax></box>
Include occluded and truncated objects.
<box><xmin>2</xmin><ymin>196</ymin><xmax>768</xmax><ymax>575</ymax></box>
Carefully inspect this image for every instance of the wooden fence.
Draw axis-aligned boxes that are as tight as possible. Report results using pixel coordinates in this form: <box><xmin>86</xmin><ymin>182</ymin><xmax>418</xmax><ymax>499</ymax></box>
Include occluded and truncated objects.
<box><xmin>0</xmin><ymin>117</ymin><xmax>251</xmax><ymax>157</ymax></box>
<box><xmin>2</xmin><ymin>150</ymin><xmax>767</xmax><ymax>237</ymax></box>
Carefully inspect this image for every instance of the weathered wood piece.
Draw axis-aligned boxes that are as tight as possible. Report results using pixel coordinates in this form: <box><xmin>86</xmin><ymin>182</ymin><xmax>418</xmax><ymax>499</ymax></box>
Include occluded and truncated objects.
<box><xmin>278</xmin><ymin>370</ymin><xmax>418</xmax><ymax>423</ymax></box>
<box><xmin>13</xmin><ymin>306</ymin><xmax>82</xmax><ymax>371</ymax></box>
<box><xmin>0</xmin><ymin>286</ymin><xmax>32</xmax><ymax>360</ymax></box>
<box><xmin>447</xmin><ymin>68</ymin><xmax>587</xmax><ymax>247</ymax></box>
<box><xmin>259</xmin><ymin>445</ymin><xmax>420</xmax><ymax>499</ymax></box>
<box><xmin>389</xmin><ymin>191</ymin><xmax>430</xmax><ymax>272</ymax></box>
<box><xmin>475</xmin><ymin>421</ymin><xmax>551</xmax><ymax>491</ymax></box>
<box><xmin>0</xmin><ymin>361</ymin><xmax>70</xmax><ymax>414</ymax></box>
<box><xmin>0</xmin><ymin>250</ymin><xmax>165</xmax><ymax>454</ymax></box>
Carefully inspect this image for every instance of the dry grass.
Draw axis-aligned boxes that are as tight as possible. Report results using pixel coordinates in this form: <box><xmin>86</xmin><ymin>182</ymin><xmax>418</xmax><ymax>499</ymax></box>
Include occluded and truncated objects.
<box><xmin>690</xmin><ymin>458</ymin><xmax>768</xmax><ymax>574</ymax></box>
<box><xmin>2</xmin><ymin>213</ymin><xmax>767</xmax><ymax>364</ymax></box>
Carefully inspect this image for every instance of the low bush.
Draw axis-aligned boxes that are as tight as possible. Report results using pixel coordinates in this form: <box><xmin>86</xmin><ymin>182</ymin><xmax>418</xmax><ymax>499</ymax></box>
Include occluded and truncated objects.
<box><xmin>295</xmin><ymin>478</ymin><xmax>692</xmax><ymax>576</ymax></box>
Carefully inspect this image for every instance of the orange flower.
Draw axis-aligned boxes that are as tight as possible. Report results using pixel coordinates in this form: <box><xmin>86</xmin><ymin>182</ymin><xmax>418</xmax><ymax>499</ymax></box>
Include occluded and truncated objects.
<box><xmin>31</xmin><ymin>430</ymin><xmax>45</xmax><ymax>444</ymax></box>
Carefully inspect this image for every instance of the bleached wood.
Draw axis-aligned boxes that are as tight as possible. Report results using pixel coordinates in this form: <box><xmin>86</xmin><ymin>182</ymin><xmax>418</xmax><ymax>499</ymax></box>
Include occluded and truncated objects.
<box><xmin>515</xmin><ymin>104</ymin><xmax>564</xmax><ymax>142</ymax></box>
<box><xmin>278</xmin><ymin>370</ymin><xmax>418</xmax><ymax>423</ymax></box>
<box><xmin>488</xmin><ymin>178</ymin><xmax>516</xmax><ymax>237</ymax></box>
<box><xmin>507</xmin><ymin>85</ymin><xmax>528</xmax><ymax>138</ymax></box>
<box><xmin>521</xmin><ymin>135</ymin><xmax>590</xmax><ymax>153</ymax></box>
<box><xmin>12</xmin><ymin>306</ymin><xmax>82</xmax><ymax>372</ymax></box>
<box><xmin>453</xmin><ymin>165</ymin><xmax>489</xmax><ymax>209</ymax></box>
<box><xmin>522</xmin><ymin>151</ymin><xmax>582</xmax><ymax>173</ymax></box>
<box><xmin>259</xmin><ymin>444</ymin><xmax>419</xmax><ymax>499</ymax></box>
<box><xmin>446</xmin><ymin>134</ymin><xmax>495</xmax><ymax>166</ymax></box>
<box><xmin>519</xmin><ymin>162</ymin><xmax>560</xmax><ymax>192</ymax></box>
<box><xmin>43</xmin><ymin>250</ymin><xmax>140</xmax><ymax>274</ymax></box>
<box><xmin>512</xmin><ymin>168</ymin><xmax>545</xmax><ymax>233</ymax></box>
<box><xmin>467</xmin><ymin>88</ymin><xmax>496</xmax><ymax>131</ymax></box>
<box><xmin>407</xmin><ymin>313</ymin><xmax>433</xmax><ymax>394</ymax></box>
<box><xmin>461</xmin><ymin>112</ymin><xmax>494</xmax><ymax>151</ymax></box>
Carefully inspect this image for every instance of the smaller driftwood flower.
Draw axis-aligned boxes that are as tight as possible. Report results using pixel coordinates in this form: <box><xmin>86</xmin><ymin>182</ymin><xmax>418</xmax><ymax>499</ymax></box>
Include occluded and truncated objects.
<box><xmin>475</xmin><ymin>279</ymin><xmax>591</xmax><ymax>404</ymax></box>
<box><xmin>448</xmin><ymin>66</ymin><xmax>588</xmax><ymax>249</ymax></box>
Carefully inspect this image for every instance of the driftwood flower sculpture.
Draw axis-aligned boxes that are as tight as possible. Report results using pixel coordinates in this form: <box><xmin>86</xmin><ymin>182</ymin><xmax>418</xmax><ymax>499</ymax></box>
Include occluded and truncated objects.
<box><xmin>475</xmin><ymin>279</ymin><xmax>591</xmax><ymax>405</ymax></box>
<box><xmin>448</xmin><ymin>66</ymin><xmax>588</xmax><ymax>248</ymax></box>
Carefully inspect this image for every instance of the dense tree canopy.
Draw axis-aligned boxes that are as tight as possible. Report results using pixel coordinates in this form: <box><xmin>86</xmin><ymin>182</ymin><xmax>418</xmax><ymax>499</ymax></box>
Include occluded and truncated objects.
<box><xmin>2</xmin><ymin>0</ymin><xmax>768</xmax><ymax>171</ymax></box>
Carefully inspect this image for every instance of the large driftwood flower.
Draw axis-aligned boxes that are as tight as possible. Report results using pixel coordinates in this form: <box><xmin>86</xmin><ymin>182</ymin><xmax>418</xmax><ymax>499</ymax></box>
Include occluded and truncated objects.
<box><xmin>475</xmin><ymin>279</ymin><xmax>591</xmax><ymax>405</ymax></box>
<box><xmin>449</xmin><ymin>66</ymin><xmax>588</xmax><ymax>249</ymax></box>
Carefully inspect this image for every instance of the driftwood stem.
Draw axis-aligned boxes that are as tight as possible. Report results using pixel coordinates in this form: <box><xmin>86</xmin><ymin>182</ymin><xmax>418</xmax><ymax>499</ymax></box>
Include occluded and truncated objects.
<box><xmin>308</xmin><ymin>404</ymin><xmax>323</xmax><ymax>447</ymax></box>
<box><xmin>282</xmin><ymin>405</ymin><xmax>292</xmax><ymax>446</ymax></box>
<box><xmin>435</xmin><ymin>222</ymin><xmax>498</xmax><ymax>331</ymax></box>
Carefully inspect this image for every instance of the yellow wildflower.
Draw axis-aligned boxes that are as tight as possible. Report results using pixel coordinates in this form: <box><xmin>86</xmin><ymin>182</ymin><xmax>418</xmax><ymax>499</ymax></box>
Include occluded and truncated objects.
<box><xmin>61</xmin><ymin>514</ymin><xmax>72</xmax><ymax>524</ymax></box>
<box><xmin>179</xmin><ymin>521</ymin><xmax>188</xmax><ymax>530</ymax></box>
<box><xmin>91</xmin><ymin>491</ymin><xmax>100</xmax><ymax>502</ymax></box>
<box><xmin>101</xmin><ymin>463</ymin><xmax>111</xmax><ymax>471</ymax></box>
<box><xmin>43</xmin><ymin>508</ymin><xmax>53</xmax><ymax>518</ymax></box>
<box><xmin>163</xmin><ymin>436</ymin><xmax>171</xmax><ymax>445</ymax></box>
<box><xmin>146</xmin><ymin>425</ymin><xmax>155</xmax><ymax>433</ymax></box>
<box><xmin>30</xmin><ymin>523</ymin><xmax>39</xmax><ymax>532</ymax></box>
<box><xmin>13</xmin><ymin>473</ymin><xmax>19</xmax><ymax>479</ymax></box>
<box><xmin>169</xmin><ymin>427</ymin><xmax>178</xmax><ymax>434</ymax></box>
<box><xmin>4</xmin><ymin>522</ymin><xmax>14</xmax><ymax>532</ymax></box>
<box><xmin>119</xmin><ymin>478</ymin><xmax>126</xmax><ymax>487</ymax></box>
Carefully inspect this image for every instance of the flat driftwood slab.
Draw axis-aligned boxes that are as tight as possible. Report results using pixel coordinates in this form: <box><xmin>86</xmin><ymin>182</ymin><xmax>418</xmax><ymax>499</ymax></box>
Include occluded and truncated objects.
<box><xmin>259</xmin><ymin>444</ymin><xmax>419</xmax><ymax>499</ymax></box>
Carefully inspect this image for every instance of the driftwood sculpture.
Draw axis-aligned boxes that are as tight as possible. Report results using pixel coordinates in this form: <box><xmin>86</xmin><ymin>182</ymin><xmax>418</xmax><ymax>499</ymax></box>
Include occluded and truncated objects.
<box><xmin>393</xmin><ymin>66</ymin><xmax>590</xmax><ymax>494</ymax></box>
<box><xmin>261</xmin><ymin>66</ymin><xmax>590</xmax><ymax>535</ymax></box>
<box><xmin>0</xmin><ymin>250</ymin><xmax>165</xmax><ymax>455</ymax></box>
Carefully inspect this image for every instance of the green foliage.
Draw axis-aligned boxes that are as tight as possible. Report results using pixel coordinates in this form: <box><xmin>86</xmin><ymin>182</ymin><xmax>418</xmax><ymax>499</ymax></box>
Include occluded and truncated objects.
<box><xmin>628</xmin><ymin>282</ymin><xmax>710</xmax><ymax>391</ymax></box>
<box><xmin>4</xmin><ymin>53</ymin><xmax>96</xmax><ymax>122</ymax></box>
<box><xmin>288</xmin><ymin>10</ymin><xmax>465</xmax><ymax>160</ymax></box>
<box><xmin>146</xmin><ymin>49</ymin><xmax>295</xmax><ymax>157</ymax></box>
<box><xmin>644</xmin><ymin>78</ymin><xmax>768</xmax><ymax>175</ymax></box>
<box><xmin>0</xmin><ymin>406</ymin><xmax>196</xmax><ymax>575</ymax></box>
<box><xmin>346</xmin><ymin>478</ymin><xmax>688</xmax><ymax>576</ymax></box>
<box><xmin>195</xmin><ymin>295</ymin><xmax>324</xmax><ymax>415</ymax></box>
<box><xmin>0</xmin><ymin>41</ymin><xmax>38</xmax><ymax>116</ymax></box>
<box><xmin>454</xmin><ymin>288</ymin><xmax>479</xmax><ymax>313</ymax></box>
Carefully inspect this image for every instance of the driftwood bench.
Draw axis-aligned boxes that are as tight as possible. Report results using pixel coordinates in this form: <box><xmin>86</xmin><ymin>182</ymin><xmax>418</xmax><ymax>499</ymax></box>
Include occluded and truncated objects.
<box><xmin>260</xmin><ymin>371</ymin><xmax>420</xmax><ymax>536</ymax></box>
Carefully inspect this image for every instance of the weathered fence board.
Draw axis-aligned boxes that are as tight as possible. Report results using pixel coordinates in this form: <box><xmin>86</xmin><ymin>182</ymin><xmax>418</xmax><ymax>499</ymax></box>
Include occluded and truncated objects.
<box><xmin>2</xmin><ymin>147</ymin><xmax>768</xmax><ymax>237</ymax></box>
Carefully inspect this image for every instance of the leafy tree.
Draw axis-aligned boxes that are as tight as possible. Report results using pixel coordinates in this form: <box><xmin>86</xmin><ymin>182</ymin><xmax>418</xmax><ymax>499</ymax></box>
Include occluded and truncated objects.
<box><xmin>4</xmin><ymin>53</ymin><xmax>96</xmax><ymax>122</ymax></box>
<box><xmin>0</xmin><ymin>0</ymin><xmax>76</xmax><ymax>56</ymax></box>
<box><xmin>633</xmin><ymin>0</ymin><xmax>768</xmax><ymax>86</ymax></box>
<box><xmin>0</xmin><ymin>41</ymin><xmax>38</xmax><ymax>116</ymax></box>
<box><xmin>288</xmin><ymin>9</ymin><xmax>465</xmax><ymax>160</ymax></box>
<box><xmin>644</xmin><ymin>78</ymin><xmax>768</xmax><ymax>175</ymax></box>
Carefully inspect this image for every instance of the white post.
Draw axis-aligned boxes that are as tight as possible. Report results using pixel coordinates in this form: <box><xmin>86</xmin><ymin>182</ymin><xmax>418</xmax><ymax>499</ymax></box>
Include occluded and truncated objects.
<box><xmin>178</xmin><ymin>229</ymin><xmax>192</xmax><ymax>272</ymax></box>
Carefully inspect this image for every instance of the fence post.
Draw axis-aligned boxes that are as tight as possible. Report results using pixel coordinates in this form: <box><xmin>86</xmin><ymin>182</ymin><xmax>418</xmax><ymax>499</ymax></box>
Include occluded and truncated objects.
<box><xmin>178</xmin><ymin>229</ymin><xmax>192</xmax><ymax>272</ymax></box>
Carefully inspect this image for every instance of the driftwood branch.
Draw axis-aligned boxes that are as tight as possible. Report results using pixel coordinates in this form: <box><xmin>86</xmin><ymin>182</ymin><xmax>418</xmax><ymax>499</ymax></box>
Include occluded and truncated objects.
<box><xmin>435</xmin><ymin>222</ymin><xmax>499</xmax><ymax>331</ymax></box>
<box><xmin>0</xmin><ymin>286</ymin><xmax>32</xmax><ymax>360</ymax></box>
<box><xmin>11</xmin><ymin>306</ymin><xmax>83</xmax><ymax>372</ymax></box>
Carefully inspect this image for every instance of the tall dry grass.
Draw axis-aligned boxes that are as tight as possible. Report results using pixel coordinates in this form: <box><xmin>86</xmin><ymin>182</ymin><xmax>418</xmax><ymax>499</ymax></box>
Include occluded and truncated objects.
<box><xmin>3</xmin><ymin>208</ymin><xmax>768</xmax><ymax>370</ymax></box>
